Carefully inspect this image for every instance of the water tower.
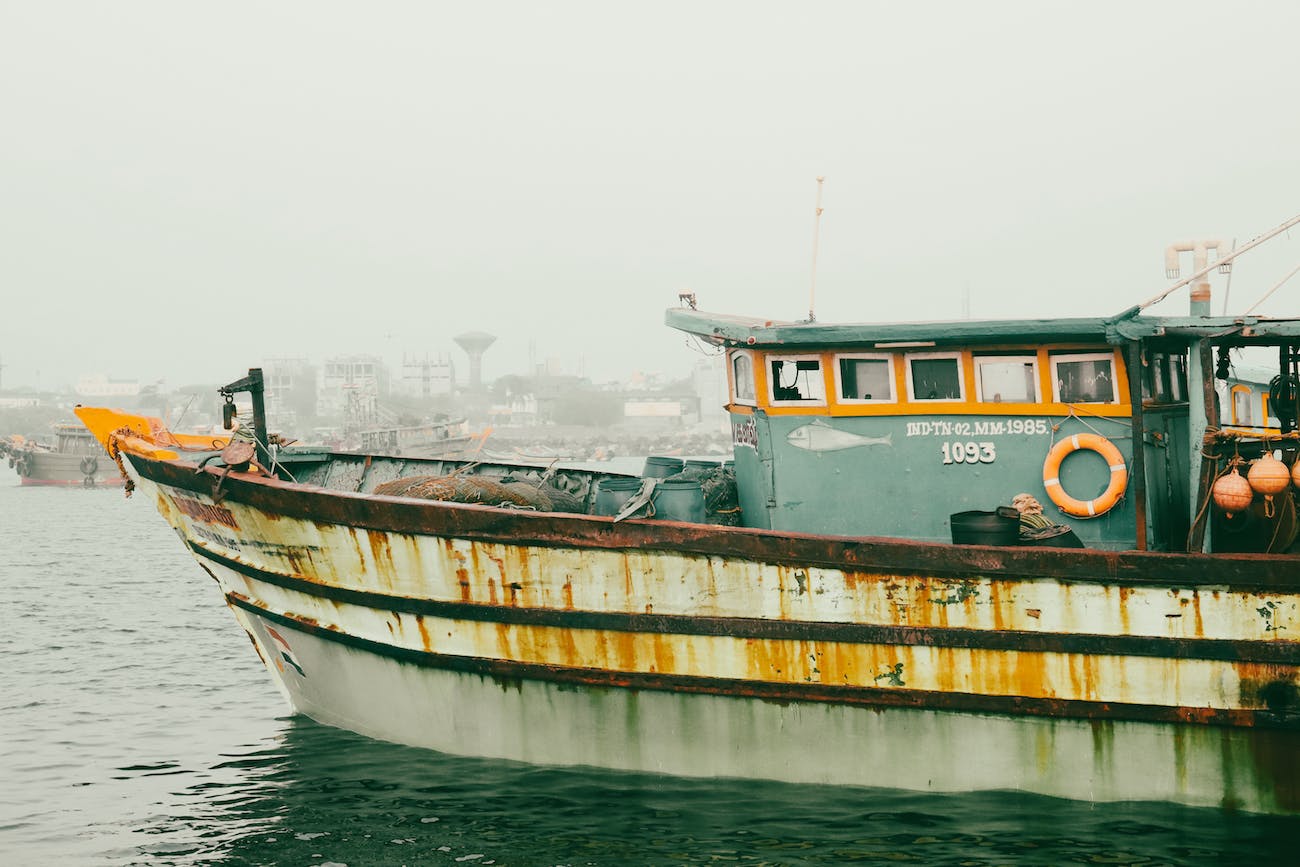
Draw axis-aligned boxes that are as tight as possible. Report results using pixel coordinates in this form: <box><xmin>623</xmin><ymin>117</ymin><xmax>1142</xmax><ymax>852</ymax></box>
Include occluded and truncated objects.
<box><xmin>454</xmin><ymin>331</ymin><xmax>496</xmax><ymax>391</ymax></box>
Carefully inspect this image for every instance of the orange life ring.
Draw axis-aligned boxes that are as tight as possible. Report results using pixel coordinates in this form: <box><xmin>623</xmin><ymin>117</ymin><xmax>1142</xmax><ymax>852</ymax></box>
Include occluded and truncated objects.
<box><xmin>1042</xmin><ymin>433</ymin><xmax>1127</xmax><ymax>518</ymax></box>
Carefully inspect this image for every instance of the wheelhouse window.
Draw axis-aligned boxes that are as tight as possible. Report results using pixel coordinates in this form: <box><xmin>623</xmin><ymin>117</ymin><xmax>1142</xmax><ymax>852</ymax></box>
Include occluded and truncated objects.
<box><xmin>730</xmin><ymin>350</ymin><xmax>756</xmax><ymax>405</ymax></box>
<box><xmin>1143</xmin><ymin>351</ymin><xmax>1188</xmax><ymax>403</ymax></box>
<box><xmin>906</xmin><ymin>353</ymin><xmax>964</xmax><ymax>402</ymax></box>
<box><xmin>974</xmin><ymin>355</ymin><xmax>1039</xmax><ymax>403</ymax></box>
<box><xmin>768</xmin><ymin>355</ymin><xmax>826</xmax><ymax>405</ymax></box>
<box><xmin>1231</xmin><ymin>385</ymin><xmax>1255</xmax><ymax>425</ymax></box>
<box><xmin>835</xmin><ymin>354</ymin><xmax>895</xmax><ymax>403</ymax></box>
<box><xmin>1264</xmin><ymin>394</ymin><xmax>1281</xmax><ymax>428</ymax></box>
<box><xmin>1051</xmin><ymin>352</ymin><xmax>1118</xmax><ymax>404</ymax></box>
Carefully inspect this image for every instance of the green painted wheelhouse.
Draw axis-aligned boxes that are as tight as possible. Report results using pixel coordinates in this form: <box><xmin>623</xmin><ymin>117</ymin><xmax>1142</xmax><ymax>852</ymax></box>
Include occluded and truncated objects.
<box><xmin>667</xmin><ymin>308</ymin><xmax>1300</xmax><ymax>554</ymax></box>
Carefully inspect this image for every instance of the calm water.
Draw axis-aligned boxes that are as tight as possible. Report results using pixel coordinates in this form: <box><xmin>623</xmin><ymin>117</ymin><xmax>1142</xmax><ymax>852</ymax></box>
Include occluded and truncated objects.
<box><xmin>2</xmin><ymin>480</ymin><xmax>1297</xmax><ymax>866</ymax></box>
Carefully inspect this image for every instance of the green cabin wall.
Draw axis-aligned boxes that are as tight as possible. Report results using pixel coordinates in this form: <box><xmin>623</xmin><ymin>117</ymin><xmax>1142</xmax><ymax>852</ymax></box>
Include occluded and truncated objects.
<box><xmin>730</xmin><ymin>409</ymin><xmax>1142</xmax><ymax>550</ymax></box>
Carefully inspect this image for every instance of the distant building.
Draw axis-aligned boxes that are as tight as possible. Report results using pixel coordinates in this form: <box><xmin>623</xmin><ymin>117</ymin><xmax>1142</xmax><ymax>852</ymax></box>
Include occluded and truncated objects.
<box><xmin>264</xmin><ymin>357</ymin><xmax>318</xmax><ymax>430</ymax></box>
<box><xmin>691</xmin><ymin>356</ymin><xmax>729</xmax><ymax>431</ymax></box>
<box><xmin>0</xmin><ymin>396</ymin><xmax>40</xmax><ymax>408</ymax></box>
<box><xmin>505</xmin><ymin>394</ymin><xmax>539</xmax><ymax>426</ymax></box>
<box><xmin>625</xmin><ymin>370</ymin><xmax>670</xmax><ymax>392</ymax></box>
<box><xmin>396</xmin><ymin>354</ymin><xmax>455</xmax><ymax>399</ymax></box>
<box><xmin>75</xmin><ymin>374</ymin><xmax>140</xmax><ymax>397</ymax></box>
<box><xmin>318</xmin><ymin>355</ymin><xmax>387</xmax><ymax>418</ymax></box>
<box><xmin>622</xmin><ymin>397</ymin><xmax>686</xmax><ymax>430</ymax></box>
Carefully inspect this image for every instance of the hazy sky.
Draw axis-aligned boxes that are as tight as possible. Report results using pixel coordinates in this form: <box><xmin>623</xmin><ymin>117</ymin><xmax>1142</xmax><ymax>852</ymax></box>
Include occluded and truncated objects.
<box><xmin>3</xmin><ymin>1</ymin><xmax>1298</xmax><ymax>392</ymax></box>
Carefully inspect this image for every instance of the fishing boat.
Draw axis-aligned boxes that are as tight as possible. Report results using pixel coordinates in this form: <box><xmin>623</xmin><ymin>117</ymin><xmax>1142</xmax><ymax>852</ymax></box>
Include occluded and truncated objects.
<box><xmin>3</xmin><ymin>424</ymin><xmax>124</xmax><ymax>487</ymax></box>
<box><xmin>76</xmin><ymin>221</ymin><xmax>1300</xmax><ymax>814</ymax></box>
<box><xmin>356</xmin><ymin>417</ymin><xmax>477</xmax><ymax>459</ymax></box>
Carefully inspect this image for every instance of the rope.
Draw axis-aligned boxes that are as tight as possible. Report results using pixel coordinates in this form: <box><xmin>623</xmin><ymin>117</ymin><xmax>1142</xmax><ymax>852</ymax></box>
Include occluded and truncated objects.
<box><xmin>106</xmin><ymin>429</ymin><xmax>136</xmax><ymax>498</ymax></box>
<box><xmin>1132</xmin><ymin>212</ymin><xmax>1300</xmax><ymax>312</ymax></box>
<box><xmin>1186</xmin><ymin>454</ymin><xmax>1226</xmax><ymax>551</ymax></box>
<box><xmin>1266</xmin><ymin>492</ymin><xmax>1297</xmax><ymax>552</ymax></box>
<box><xmin>1059</xmin><ymin>403</ymin><xmax>1133</xmax><ymax>430</ymax></box>
<box><xmin>1243</xmin><ymin>261</ymin><xmax>1300</xmax><ymax>315</ymax></box>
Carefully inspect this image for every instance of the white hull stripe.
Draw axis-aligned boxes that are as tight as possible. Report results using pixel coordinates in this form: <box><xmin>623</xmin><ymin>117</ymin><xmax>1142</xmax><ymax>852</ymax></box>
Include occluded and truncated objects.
<box><xmin>227</xmin><ymin>593</ymin><xmax>1300</xmax><ymax>732</ymax></box>
<box><xmin>189</xmin><ymin>543</ymin><xmax>1300</xmax><ymax>665</ymax></box>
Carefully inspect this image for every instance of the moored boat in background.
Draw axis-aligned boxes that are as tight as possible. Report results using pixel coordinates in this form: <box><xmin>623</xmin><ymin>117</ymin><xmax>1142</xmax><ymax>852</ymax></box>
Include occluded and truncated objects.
<box><xmin>75</xmin><ymin>217</ymin><xmax>1300</xmax><ymax>814</ymax></box>
<box><xmin>3</xmin><ymin>424</ymin><xmax>124</xmax><ymax>487</ymax></box>
<box><xmin>356</xmin><ymin>417</ymin><xmax>478</xmax><ymax>459</ymax></box>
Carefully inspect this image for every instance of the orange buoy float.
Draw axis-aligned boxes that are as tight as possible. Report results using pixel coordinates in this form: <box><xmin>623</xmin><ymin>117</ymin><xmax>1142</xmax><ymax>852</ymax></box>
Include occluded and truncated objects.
<box><xmin>1292</xmin><ymin>457</ymin><xmax>1300</xmax><ymax>490</ymax></box>
<box><xmin>1247</xmin><ymin>452</ymin><xmax>1291</xmax><ymax>518</ymax></box>
<box><xmin>1041</xmin><ymin>433</ymin><xmax>1128</xmax><ymax>518</ymax></box>
<box><xmin>1212</xmin><ymin>467</ymin><xmax>1254</xmax><ymax>518</ymax></box>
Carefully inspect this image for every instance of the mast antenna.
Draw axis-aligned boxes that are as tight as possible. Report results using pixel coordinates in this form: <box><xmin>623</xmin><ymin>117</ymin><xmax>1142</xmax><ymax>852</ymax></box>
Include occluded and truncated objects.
<box><xmin>807</xmin><ymin>176</ymin><xmax>825</xmax><ymax>323</ymax></box>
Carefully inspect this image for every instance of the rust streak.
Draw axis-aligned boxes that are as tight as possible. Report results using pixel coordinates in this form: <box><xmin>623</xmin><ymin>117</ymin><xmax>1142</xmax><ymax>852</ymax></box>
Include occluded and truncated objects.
<box><xmin>1118</xmin><ymin>585</ymin><xmax>1133</xmax><ymax>636</ymax></box>
<box><xmin>988</xmin><ymin>580</ymin><xmax>1008</xmax><ymax>631</ymax></box>
<box><xmin>495</xmin><ymin>621</ymin><xmax>513</xmax><ymax>659</ymax></box>
<box><xmin>367</xmin><ymin>530</ymin><xmax>395</xmax><ymax>579</ymax></box>
<box><xmin>623</xmin><ymin>554</ymin><xmax>635</xmax><ymax>604</ymax></box>
<box><xmin>457</xmin><ymin>565</ymin><xmax>472</xmax><ymax>602</ymax></box>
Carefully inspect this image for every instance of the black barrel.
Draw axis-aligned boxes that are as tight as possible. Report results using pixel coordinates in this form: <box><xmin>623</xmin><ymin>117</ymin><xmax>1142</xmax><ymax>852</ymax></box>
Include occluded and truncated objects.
<box><xmin>950</xmin><ymin>509</ymin><xmax>1020</xmax><ymax>546</ymax></box>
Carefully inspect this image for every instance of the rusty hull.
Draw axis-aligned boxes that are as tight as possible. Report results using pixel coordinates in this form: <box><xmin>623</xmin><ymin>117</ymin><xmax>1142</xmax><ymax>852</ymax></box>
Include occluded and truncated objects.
<box><xmin>131</xmin><ymin>452</ymin><xmax>1300</xmax><ymax>810</ymax></box>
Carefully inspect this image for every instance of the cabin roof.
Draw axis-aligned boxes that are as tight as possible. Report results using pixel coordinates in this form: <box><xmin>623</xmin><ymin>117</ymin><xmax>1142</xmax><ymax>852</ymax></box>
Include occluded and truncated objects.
<box><xmin>665</xmin><ymin>308</ymin><xmax>1300</xmax><ymax>349</ymax></box>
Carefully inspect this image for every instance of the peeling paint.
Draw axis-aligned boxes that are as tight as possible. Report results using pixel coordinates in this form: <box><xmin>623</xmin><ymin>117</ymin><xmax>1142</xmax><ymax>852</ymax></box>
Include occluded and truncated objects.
<box><xmin>874</xmin><ymin>662</ymin><xmax>906</xmax><ymax>687</ymax></box>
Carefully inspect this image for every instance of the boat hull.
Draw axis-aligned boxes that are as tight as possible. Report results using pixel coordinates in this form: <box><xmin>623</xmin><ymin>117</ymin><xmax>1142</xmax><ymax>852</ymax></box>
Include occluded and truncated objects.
<box><xmin>229</xmin><ymin>598</ymin><xmax>1299</xmax><ymax>811</ymax></box>
<box><xmin>12</xmin><ymin>451</ymin><xmax>124</xmax><ymax>487</ymax></box>
<box><xmin>130</xmin><ymin>453</ymin><xmax>1300</xmax><ymax>813</ymax></box>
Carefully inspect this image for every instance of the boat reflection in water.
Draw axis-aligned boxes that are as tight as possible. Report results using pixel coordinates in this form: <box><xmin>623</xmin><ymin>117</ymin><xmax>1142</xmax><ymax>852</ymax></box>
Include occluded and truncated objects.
<box><xmin>124</xmin><ymin>716</ymin><xmax>1296</xmax><ymax>865</ymax></box>
<box><xmin>76</xmin><ymin>220</ymin><xmax>1300</xmax><ymax>814</ymax></box>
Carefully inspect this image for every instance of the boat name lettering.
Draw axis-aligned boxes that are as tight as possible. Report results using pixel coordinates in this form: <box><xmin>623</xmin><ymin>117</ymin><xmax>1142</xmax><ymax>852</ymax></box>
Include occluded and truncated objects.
<box><xmin>172</xmin><ymin>494</ymin><xmax>240</xmax><ymax>529</ymax></box>
<box><xmin>941</xmin><ymin>441</ymin><xmax>996</xmax><ymax>464</ymax></box>
<box><xmin>732</xmin><ymin>418</ymin><xmax>758</xmax><ymax>450</ymax></box>
<box><xmin>190</xmin><ymin>523</ymin><xmax>241</xmax><ymax>550</ymax></box>
<box><xmin>906</xmin><ymin>419</ymin><xmax>1049</xmax><ymax>437</ymax></box>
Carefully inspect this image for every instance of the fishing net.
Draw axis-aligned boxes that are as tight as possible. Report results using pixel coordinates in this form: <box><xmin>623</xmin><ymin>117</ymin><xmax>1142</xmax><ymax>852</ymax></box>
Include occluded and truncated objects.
<box><xmin>373</xmin><ymin>473</ymin><xmax>592</xmax><ymax>513</ymax></box>
<box><xmin>664</xmin><ymin>466</ymin><xmax>741</xmax><ymax>525</ymax></box>
<box><xmin>539</xmin><ymin>482</ymin><xmax>586</xmax><ymax>514</ymax></box>
<box><xmin>496</xmin><ymin>472</ymin><xmax>591</xmax><ymax>513</ymax></box>
<box><xmin>374</xmin><ymin>475</ymin><xmax>545</xmax><ymax>510</ymax></box>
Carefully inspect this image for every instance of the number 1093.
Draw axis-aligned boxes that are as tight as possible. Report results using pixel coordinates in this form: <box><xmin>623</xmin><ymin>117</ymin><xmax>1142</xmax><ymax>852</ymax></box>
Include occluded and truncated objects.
<box><xmin>942</xmin><ymin>441</ymin><xmax>996</xmax><ymax>464</ymax></box>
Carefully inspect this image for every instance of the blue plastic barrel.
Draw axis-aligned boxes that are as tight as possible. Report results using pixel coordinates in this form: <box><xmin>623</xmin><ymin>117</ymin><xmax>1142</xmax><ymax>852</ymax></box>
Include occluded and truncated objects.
<box><xmin>652</xmin><ymin>478</ymin><xmax>706</xmax><ymax>523</ymax></box>
<box><xmin>592</xmin><ymin>477</ymin><xmax>644</xmax><ymax>516</ymax></box>
<box><xmin>642</xmin><ymin>456</ymin><xmax>685</xmax><ymax>478</ymax></box>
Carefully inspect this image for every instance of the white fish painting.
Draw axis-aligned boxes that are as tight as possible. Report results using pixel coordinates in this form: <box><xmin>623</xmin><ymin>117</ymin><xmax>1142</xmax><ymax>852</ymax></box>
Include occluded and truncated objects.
<box><xmin>786</xmin><ymin>421</ymin><xmax>893</xmax><ymax>452</ymax></box>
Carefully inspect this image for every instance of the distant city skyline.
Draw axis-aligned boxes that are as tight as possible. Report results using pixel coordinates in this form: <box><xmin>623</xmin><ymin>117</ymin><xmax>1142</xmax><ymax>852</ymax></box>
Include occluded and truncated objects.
<box><xmin>3</xmin><ymin>3</ymin><xmax>1298</xmax><ymax>395</ymax></box>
